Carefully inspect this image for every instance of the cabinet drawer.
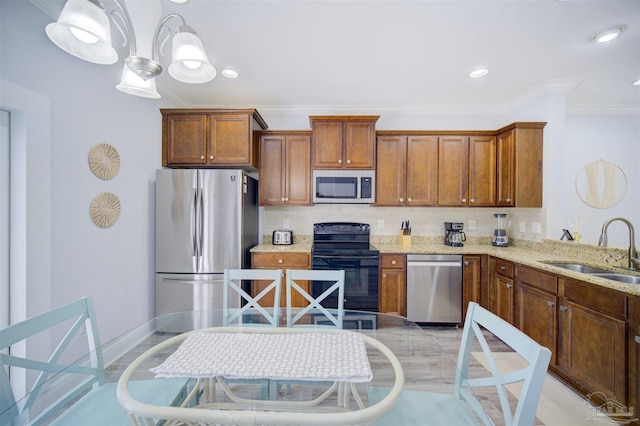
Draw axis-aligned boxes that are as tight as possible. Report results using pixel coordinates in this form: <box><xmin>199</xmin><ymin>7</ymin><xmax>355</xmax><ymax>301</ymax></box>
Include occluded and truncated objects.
<box><xmin>517</xmin><ymin>265</ymin><xmax>557</xmax><ymax>294</ymax></box>
<box><xmin>494</xmin><ymin>258</ymin><xmax>514</xmax><ymax>278</ymax></box>
<box><xmin>252</xmin><ymin>252</ymin><xmax>310</xmax><ymax>268</ymax></box>
<box><xmin>381</xmin><ymin>254</ymin><xmax>405</xmax><ymax>269</ymax></box>
<box><xmin>562</xmin><ymin>278</ymin><xmax>627</xmax><ymax>320</ymax></box>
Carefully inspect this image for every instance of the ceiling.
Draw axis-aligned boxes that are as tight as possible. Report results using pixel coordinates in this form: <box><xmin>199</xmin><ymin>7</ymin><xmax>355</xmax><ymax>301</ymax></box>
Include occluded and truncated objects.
<box><xmin>33</xmin><ymin>0</ymin><xmax>640</xmax><ymax>114</ymax></box>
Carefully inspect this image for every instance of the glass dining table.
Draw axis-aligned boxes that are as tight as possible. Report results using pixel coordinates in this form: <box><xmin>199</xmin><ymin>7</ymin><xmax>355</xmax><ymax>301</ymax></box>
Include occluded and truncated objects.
<box><xmin>4</xmin><ymin>309</ymin><xmax>461</xmax><ymax>425</ymax></box>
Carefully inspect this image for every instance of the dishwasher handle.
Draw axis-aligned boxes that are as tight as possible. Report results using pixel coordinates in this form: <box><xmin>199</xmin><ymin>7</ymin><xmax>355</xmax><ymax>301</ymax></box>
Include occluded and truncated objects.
<box><xmin>407</xmin><ymin>261</ymin><xmax>462</xmax><ymax>267</ymax></box>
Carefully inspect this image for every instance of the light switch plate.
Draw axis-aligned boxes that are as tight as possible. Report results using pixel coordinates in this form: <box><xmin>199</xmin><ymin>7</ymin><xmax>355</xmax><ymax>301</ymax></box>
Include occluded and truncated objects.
<box><xmin>468</xmin><ymin>220</ymin><xmax>476</xmax><ymax>230</ymax></box>
<box><xmin>378</xmin><ymin>220</ymin><xmax>385</xmax><ymax>229</ymax></box>
<box><xmin>519</xmin><ymin>222</ymin><xmax>526</xmax><ymax>232</ymax></box>
<box><xmin>283</xmin><ymin>218</ymin><xmax>290</xmax><ymax>228</ymax></box>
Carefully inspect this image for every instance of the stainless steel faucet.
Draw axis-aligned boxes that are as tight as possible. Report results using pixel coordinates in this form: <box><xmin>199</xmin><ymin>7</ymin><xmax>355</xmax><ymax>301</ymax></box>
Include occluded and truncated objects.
<box><xmin>598</xmin><ymin>217</ymin><xmax>640</xmax><ymax>270</ymax></box>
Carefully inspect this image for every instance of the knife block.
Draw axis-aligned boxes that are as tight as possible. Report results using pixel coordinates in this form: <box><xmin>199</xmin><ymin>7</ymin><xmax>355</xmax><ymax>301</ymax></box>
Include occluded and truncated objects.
<box><xmin>399</xmin><ymin>231</ymin><xmax>412</xmax><ymax>247</ymax></box>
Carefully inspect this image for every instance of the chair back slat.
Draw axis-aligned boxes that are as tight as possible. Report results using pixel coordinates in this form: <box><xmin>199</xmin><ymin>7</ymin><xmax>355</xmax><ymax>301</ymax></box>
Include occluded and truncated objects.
<box><xmin>223</xmin><ymin>269</ymin><xmax>283</xmax><ymax>326</ymax></box>
<box><xmin>0</xmin><ymin>297</ymin><xmax>103</xmax><ymax>425</ymax></box>
<box><xmin>455</xmin><ymin>302</ymin><xmax>552</xmax><ymax>426</ymax></box>
<box><xmin>286</xmin><ymin>269</ymin><xmax>345</xmax><ymax>329</ymax></box>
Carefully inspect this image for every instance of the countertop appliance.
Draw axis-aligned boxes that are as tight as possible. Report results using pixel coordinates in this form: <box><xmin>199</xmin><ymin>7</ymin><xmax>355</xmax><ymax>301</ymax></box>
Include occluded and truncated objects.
<box><xmin>272</xmin><ymin>229</ymin><xmax>293</xmax><ymax>245</ymax></box>
<box><xmin>312</xmin><ymin>170</ymin><xmax>375</xmax><ymax>204</ymax></box>
<box><xmin>311</xmin><ymin>222</ymin><xmax>380</xmax><ymax>313</ymax></box>
<box><xmin>155</xmin><ymin>169</ymin><xmax>258</xmax><ymax>328</ymax></box>
<box><xmin>492</xmin><ymin>213</ymin><xmax>509</xmax><ymax>247</ymax></box>
<box><xmin>444</xmin><ymin>222</ymin><xmax>466</xmax><ymax>247</ymax></box>
<box><xmin>406</xmin><ymin>254</ymin><xmax>462</xmax><ymax>323</ymax></box>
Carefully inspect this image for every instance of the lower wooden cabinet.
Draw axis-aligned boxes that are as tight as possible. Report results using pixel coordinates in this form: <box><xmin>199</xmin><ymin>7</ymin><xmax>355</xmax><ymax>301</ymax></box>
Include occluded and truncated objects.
<box><xmin>379</xmin><ymin>254</ymin><xmax>406</xmax><ymax>316</ymax></box>
<box><xmin>488</xmin><ymin>257</ymin><xmax>515</xmax><ymax>325</ymax></box>
<box><xmin>250</xmin><ymin>252</ymin><xmax>310</xmax><ymax>308</ymax></box>
<box><xmin>462</xmin><ymin>255</ymin><xmax>485</xmax><ymax>320</ymax></box>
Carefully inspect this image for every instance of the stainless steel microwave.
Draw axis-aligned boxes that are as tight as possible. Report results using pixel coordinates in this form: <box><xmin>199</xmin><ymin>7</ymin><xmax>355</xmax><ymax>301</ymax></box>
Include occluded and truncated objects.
<box><xmin>312</xmin><ymin>170</ymin><xmax>375</xmax><ymax>204</ymax></box>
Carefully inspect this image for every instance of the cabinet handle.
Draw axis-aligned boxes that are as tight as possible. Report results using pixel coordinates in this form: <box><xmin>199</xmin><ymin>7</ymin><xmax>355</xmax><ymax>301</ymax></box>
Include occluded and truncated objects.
<box><xmin>559</xmin><ymin>305</ymin><xmax>568</xmax><ymax>312</ymax></box>
<box><xmin>408</xmin><ymin>198</ymin><xmax>412</xmax><ymax>202</ymax></box>
<box><xmin>500</xmin><ymin>265</ymin><xmax>506</xmax><ymax>271</ymax></box>
<box><xmin>399</xmin><ymin>198</ymin><xmax>404</xmax><ymax>202</ymax></box>
<box><xmin>506</xmin><ymin>283</ymin><xmax>512</xmax><ymax>289</ymax></box>
<box><xmin>209</xmin><ymin>155</ymin><xmax>214</xmax><ymax>160</ymax></box>
<box><xmin>462</xmin><ymin>198</ymin><xmax>467</xmax><ymax>203</ymax></box>
<box><xmin>284</xmin><ymin>197</ymin><xmax>289</xmax><ymax>202</ymax></box>
<box><xmin>200</xmin><ymin>155</ymin><xmax>205</xmax><ymax>160</ymax></box>
<box><xmin>470</xmin><ymin>198</ymin><xmax>475</xmax><ymax>203</ymax></box>
<box><xmin>347</xmin><ymin>159</ymin><xmax>351</xmax><ymax>164</ymax></box>
<box><xmin>338</xmin><ymin>159</ymin><xmax>343</xmax><ymax>164</ymax></box>
<box><xmin>464</xmin><ymin>261</ymin><xmax>469</xmax><ymax>265</ymax></box>
<box><xmin>278</xmin><ymin>259</ymin><xmax>283</xmax><ymax>264</ymax></box>
<box><xmin>506</xmin><ymin>198</ymin><xmax>512</xmax><ymax>203</ymax></box>
<box><xmin>547</xmin><ymin>301</ymin><xmax>555</xmax><ymax>307</ymax></box>
<box><xmin>383</xmin><ymin>273</ymin><xmax>387</xmax><ymax>278</ymax></box>
<box><xmin>391</xmin><ymin>260</ymin><xmax>396</xmax><ymax>265</ymax></box>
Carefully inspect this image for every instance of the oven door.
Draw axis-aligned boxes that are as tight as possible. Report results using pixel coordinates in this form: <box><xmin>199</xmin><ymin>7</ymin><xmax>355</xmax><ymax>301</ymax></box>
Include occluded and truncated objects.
<box><xmin>311</xmin><ymin>254</ymin><xmax>379</xmax><ymax>311</ymax></box>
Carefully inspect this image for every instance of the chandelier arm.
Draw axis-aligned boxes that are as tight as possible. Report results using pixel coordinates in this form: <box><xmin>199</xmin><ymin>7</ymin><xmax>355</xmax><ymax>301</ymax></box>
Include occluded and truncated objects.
<box><xmin>151</xmin><ymin>14</ymin><xmax>186</xmax><ymax>63</ymax></box>
<box><xmin>111</xmin><ymin>0</ymin><xmax>137</xmax><ymax>57</ymax></box>
<box><xmin>110</xmin><ymin>10</ymin><xmax>129</xmax><ymax>50</ymax></box>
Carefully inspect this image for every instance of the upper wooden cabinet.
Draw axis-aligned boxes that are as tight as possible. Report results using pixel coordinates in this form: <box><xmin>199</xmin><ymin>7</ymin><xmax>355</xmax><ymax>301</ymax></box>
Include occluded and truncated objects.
<box><xmin>496</xmin><ymin>122</ymin><xmax>546</xmax><ymax>207</ymax></box>
<box><xmin>310</xmin><ymin>116</ymin><xmax>379</xmax><ymax>169</ymax></box>
<box><xmin>259</xmin><ymin>132</ymin><xmax>312</xmax><ymax>206</ymax></box>
<box><xmin>376</xmin><ymin>135</ymin><xmax>438</xmax><ymax>206</ymax></box>
<box><xmin>161</xmin><ymin>109</ymin><xmax>268</xmax><ymax>169</ymax></box>
<box><xmin>438</xmin><ymin>135</ymin><xmax>496</xmax><ymax>207</ymax></box>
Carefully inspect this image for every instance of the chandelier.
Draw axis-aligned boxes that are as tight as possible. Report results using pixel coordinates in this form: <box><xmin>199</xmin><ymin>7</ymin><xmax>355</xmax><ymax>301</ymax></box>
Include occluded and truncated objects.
<box><xmin>45</xmin><ymin>0</ymin><xmax>216</xmax><ymax>99</ymax></box>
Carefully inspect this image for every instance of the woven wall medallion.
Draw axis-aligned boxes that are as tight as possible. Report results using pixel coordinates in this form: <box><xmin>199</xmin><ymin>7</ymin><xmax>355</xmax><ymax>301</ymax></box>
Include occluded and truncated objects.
<box><xmin>88</xmin><ymin>143</ymin><xmax>120</xmax><ymax>180</ymax></box>
<box><xmin>90</xmin><ymin>192</ymin><xmax>121</xmax><ymax>228</ymax></box>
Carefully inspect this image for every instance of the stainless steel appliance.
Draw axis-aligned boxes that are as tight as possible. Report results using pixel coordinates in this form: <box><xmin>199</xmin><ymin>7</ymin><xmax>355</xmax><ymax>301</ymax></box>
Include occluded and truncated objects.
<box><xmin>312</xmin><ymin>170</ymin><xmax>375</xmax><ymax>204</ymax></box>
<box><xmin>311</xmin><ymin>222</ymin><xmax>379</xmax><ymax>311</ymax></box>
<box><xmin>406</xmin><ymin>254</ymin><xmax>462</xmax><ymax>323</ymax></box>
<box><xmin>444</xmin><ymin>222</ymin><xmax>466</xmax><ymax>247</ymax></box>
<box><xmin>155</xmin><ymin>169</ymin><xmax>258</xmax><ymax>322</ymax></box>
<box><xmin>272</xmin><ymin>229</ymin><xmax>293</xmax><ymax>245</ymax></box>
<box><xmin>492</xmin><ymin>213</ymin><xmax>509</xmax><ymax>247</ymax></box>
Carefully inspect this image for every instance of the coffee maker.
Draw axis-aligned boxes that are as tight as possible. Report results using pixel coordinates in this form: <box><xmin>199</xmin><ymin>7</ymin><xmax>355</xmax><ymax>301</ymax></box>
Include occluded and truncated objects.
<box><xmin>444</xmin><ymin>222</ymin><xmax>466</xmax><ymax>247</ymax></box>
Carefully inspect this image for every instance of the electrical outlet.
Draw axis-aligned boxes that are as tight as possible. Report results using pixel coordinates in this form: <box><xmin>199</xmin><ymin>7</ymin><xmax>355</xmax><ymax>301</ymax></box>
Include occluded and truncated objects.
<box><xmin>378</xmin><ymin>220</ymin><xmax>385</xmax><ymax>229</ymax></box>
<box><xmin>283</xmin><ymin>218</ymin><xmax>290</xmax><ymax>228</ymax></box>
<box><xmin>532</xmin><ymin>222</ymin><xmax>542</xmax><ymax>234</ymax></box>
<box><xmin>519</xmin><ymin>222</ymin><xmax>526</xmax><ymax>233</ymax></box>
<box><xmin>468</xmin><ymin>220</ymin><xmax>476</xmax><ymax>230</ymax></box>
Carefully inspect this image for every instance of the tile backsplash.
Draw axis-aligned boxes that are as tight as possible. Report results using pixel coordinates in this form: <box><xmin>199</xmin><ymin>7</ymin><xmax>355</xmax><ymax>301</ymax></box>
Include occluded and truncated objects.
<box><xmin>263</xmin><ymin>205</ymin><xmax>547</xmax><ymax>241</ymax></box>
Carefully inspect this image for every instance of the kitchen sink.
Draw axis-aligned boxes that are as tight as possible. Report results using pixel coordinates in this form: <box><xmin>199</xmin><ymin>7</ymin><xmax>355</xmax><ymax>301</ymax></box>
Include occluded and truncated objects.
<box><xmin>591</xmin><ymin>273</ymin><xmax>640</xmax><ymax>285</ymax></box>
<box><xmin>543</xmin><ymin>262</ymin><xmax>611</xmax><ymax>274</ymax></box>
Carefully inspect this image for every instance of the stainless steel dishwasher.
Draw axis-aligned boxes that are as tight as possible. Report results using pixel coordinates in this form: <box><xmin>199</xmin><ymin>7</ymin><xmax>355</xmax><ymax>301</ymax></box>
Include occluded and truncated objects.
<box><xmin>406</xmin><ymin>254</ymin><xmax>462</xmax><ymax>323</ymax></box>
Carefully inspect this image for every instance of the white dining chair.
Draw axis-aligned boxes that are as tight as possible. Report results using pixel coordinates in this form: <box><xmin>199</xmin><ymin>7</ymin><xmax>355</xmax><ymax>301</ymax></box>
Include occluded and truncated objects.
<box><xmin>0</xmin><ymin>297</ymin><xmax>190</xmax><ymax>426</ymax></box>
<box><xmin>223</xmin><ymin>268</ymin><xmax>283</xmax><ymax>326</ymax></box>
<box><xmin>368</xmin><ymin>301</ymin><xmax>552</xmax><ymax>426</ymax></box>
<box><xmin>285</xmin><ymin>269</ymin><xmax>345</xmax><ymax>328</ymax></box>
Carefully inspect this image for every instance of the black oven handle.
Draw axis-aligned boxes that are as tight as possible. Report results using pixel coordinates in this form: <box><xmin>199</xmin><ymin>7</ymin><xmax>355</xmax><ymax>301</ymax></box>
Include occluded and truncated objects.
<box><xmin>312</xmin><ymin>254</ymin><xmax>379</xmax><ymax>260</ymax></box>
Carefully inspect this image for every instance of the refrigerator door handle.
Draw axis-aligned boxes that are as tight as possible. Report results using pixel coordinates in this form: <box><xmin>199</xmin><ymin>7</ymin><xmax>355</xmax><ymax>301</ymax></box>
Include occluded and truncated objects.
<box><xmin>191</xmin><ymin>185</ymin><xmax>198</xmax><ymax>258</ymax></box>
<box><xmin>197</xmin><ymin>184</ymin><xmax>204</xmax><ymax>269</ymax></box>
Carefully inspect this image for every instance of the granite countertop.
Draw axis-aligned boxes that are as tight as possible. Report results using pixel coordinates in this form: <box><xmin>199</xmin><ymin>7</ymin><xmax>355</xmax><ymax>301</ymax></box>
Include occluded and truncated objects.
<box><xmin>251</xmin><ymin>240</ymin><xmax>640</xmax><ymax>296</ymax></box>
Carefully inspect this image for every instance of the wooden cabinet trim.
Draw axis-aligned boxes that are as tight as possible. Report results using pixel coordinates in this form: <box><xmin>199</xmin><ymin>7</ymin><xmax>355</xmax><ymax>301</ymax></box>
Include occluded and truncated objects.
<box><xmin>516</xmin><ymin>265</ymin><xmax>558</xmax><ymax>294</ymax></box>
<box><xmin>561</xmin><ymin>277</ymin><xmax>627</xmax><ymax>320</ymax></box>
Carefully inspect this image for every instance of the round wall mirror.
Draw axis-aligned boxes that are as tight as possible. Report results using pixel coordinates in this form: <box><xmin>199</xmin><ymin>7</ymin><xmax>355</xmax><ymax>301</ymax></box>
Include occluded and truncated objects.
<box><xmin>575</xmin><ymin>160</ymin><xmax>627</xmax><ymax>209</ymax></box>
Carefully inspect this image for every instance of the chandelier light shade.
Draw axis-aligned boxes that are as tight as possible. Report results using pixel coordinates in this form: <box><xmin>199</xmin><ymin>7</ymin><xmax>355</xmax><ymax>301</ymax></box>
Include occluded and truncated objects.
<box><xmin>116</xmin><ymin>63</ymin><xmax>161</xmax><ymax>99</ymax></box>
<box><xmin>45</xmin><ymin>0</ymin><xmax>220</xmax><ymax>99</ymax></box>
<box><xmin>45</xmin><ymin>0</ymin><xmax>117</xmax><ymax>65</ymax></box>
<box><xmin>168</xmin><ymin>30</ymin><xmax>216</xmax><ymax>83</ymax></box>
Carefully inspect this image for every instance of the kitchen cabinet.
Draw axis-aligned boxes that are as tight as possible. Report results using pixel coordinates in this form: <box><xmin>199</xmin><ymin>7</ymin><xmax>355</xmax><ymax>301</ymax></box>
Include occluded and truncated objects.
<box><xmin>251</xmin><ymin>252</ymin><xmax>310</xmax><ymax>308</ymax></box>
<box><xmin>488</xmin><ymin>257</ymin><xmax>514</xmax><ymax>325</ymax></box>
<box><xmin>161</xmin><ymin>109</ymin><xmax>268</xmax><ymax>169</ymax></box>
<box><xmin>259</xmin><ymin>132</ymin><xmax>312</xmax><ymax>206</ymax></box>
<box><xmin>437</xmin><ymin>135</ymin><xmax>496</xmax><ymax>207</ymax></box>
<box><xmin>310</xmin><ymin>116</ymin><xmax>379</xmax><ymax>169</ymax></box>
<box><xmin>496</xmin><ymin>122</ymin><xmax>546</xmax><ymax>207</ymax></box>
<box><xmin>375</xmin><ymin>135</ymin><xmax>438</xmax><ymax>206</ymax></box>
<box><xmin>379</xmin><ymin>254</ymin><xmax>406</xmax><ymax>316</ymax></box>
<box><xmin>515</xmin><ymin>265</ymin><xmax>558</xmax><ymax>365</ymax></box>
<box><xmin>557</xmin><ymin>277</ymin><xmax>628</xmax><ymax>404</ymax></box>
<box><xmin>463</xmin><ymin>255</ymin><xmax>487</xmax><ymax>320</ymax></box>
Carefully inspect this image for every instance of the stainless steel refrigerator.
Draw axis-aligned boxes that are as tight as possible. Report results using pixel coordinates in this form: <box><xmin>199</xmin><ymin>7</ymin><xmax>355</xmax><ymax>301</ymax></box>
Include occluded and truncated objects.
<box><xmin>155</xmin><ymin>169</ymin><xmax>258</xmax><ymax>322</ymax></box>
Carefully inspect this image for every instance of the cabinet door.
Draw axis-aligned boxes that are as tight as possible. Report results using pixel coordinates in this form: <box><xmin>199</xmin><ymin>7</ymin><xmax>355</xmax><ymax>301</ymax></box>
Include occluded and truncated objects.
<box><xmin>312</xmin><ymin>121</ymin><xmax>343</xmax><ymax>168</ymax></box>
<box><xmin>516</xmin><ymin>284</ymin><xmax>558</xmax><ymax>365</ymax></box>
<box><xmin>496</xmin><ymin>130</ymin><xmax>515</xmax><ymax>207</ymax></box>
<box><xmin>380</xmin><ymin>268</ymin><xmax>406</xmax><ymax>316</ymax></box>
<box><xmin>259</xmin><ymin>135</ymin><xmax>285</xmax><ymax>205</ymax></box>
<box><xmin>375</xmin><ymin>136</ymin><xmax>405</xmax><ymax>206</ymax></box>
<box><xmin>284</xmin><ymin>136</ymin><xmax>311</xmax><ymax>205</ymax></box>
<box><xmin>209</xmin><ymin>114</ymin><xmax>251</xmax><ymax>164</ymax></box>
<box><xmin>489</xmin><ymin>274</ymin><xmax>514</xmax><ymax>325</ymax></box>
<box><xmin>164</xmin><ymin>114</ymin><xmax>207</xmax><ymax>165</ymax></box>
<box><xmin>558</xmin><ymin>300</ymin><xmax>626</xmax><ymax>403</ymax></box>
<box><xmin>344</xmin><ymin>121</ymin><xmax>375</xmax><ymax>168</ymax></box>
<box><xmin>406</xmin><ymin>136</ymin><xmax>438</xmax><ymax>206</ymax></box>
<box><xmin>462</xmin><ymin>255</ymin><xmax>481</xmax><ymax>320</ymax></box>
<box><xmin>251</xmin><ymin>253</ymin><xmax>310</xmax><ymax>308</ymax></box>
<box><xmin>437</xmin><ymin>136</ymin><xmax>468</xmax><ymax>206</ymax></box>
<box><xmin>468</xmin><ymin>136</ymin><xmax>496</xmax><ymax>207</ymax></box>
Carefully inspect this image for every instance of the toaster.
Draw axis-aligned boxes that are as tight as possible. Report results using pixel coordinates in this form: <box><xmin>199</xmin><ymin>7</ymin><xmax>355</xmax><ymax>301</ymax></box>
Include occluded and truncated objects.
<box><xmin>272</xmin><ymin>230</ymin><xmax>293</xmax><ymax>245</ymax></box>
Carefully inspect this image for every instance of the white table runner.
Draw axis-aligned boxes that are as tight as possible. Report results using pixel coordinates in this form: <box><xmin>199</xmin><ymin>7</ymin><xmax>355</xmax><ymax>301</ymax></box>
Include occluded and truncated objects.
<box><xmin>151</xmin><ymin>330</ymin><xmax>373</xmax><ymax>383</ymax></box>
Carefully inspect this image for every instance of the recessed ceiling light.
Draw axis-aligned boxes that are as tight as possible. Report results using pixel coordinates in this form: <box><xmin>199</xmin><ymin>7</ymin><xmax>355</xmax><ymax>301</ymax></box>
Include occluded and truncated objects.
<box><xmin>221</xmin><ymin>69</ymin><xmax>239</xmax><ymax>79</ymax></box>
<box><xmin>469</xmin><ymin>68</ymin><xmax>489</xmax><ymax>79</ymax></box>
<box><xmin>594</xmin><ymin>26</ymin><xmax>625</xmax><ymax>43</ymax></box>
<box><xmin>633</xmin><ymin>79</ymin><xmax>640</xmax><ymax>86</ymax></box>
